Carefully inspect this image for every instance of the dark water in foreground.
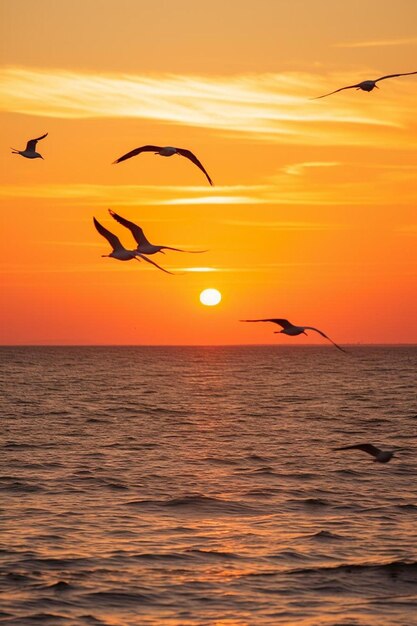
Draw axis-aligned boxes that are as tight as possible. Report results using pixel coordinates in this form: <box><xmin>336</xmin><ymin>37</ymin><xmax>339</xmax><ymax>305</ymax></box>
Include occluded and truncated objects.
<box><xmin>1</xmin><ymin>346</ymin><xmax>417</xmax><ymax>625</ymax></box>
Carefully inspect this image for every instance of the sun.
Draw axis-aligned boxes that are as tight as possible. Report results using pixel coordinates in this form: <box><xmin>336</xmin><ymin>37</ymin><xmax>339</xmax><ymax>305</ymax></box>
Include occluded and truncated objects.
<box><xmin>200</xmin><ymin>288</ymin><xmax>222</xmax><ymax>306</ymax></box>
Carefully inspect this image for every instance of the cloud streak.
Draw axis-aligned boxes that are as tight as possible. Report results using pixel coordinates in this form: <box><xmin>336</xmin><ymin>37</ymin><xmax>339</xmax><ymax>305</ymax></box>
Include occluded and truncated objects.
<box><xmin>221</xmin><ymin>219</ymin><xmax>343</xmax><ymax>231</ymax></box>
<box><xmin>2</xmin><ymin>174</ymin><xmax>417</xmax><ymax>208</ymax></box>
<box><xmin>0</xmin><ymin>67</ymin><xmax>410</xmax><ymax>146</ymax></box>
<box><xmin>282</xmin><ymin>161</ymin><xmax>340</xmax><ymax>176</ymax></box>
<box><xmin>335</xmin><ymin>38</ymin><xmax>417</xmax><ymax>48</ymax></box>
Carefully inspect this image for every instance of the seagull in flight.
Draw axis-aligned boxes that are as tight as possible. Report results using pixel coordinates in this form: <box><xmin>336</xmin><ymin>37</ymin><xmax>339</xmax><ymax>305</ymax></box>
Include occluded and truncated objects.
<box><xmin>108</xmin><ymin>209</ymin><xmax>207</xmax><ymax>256</ymax></box>
<box><xmin>313</xmin><ymin>70</ymin><xmax>417</xmax><ymax>99</ymax></box>
<box><xmin>11</xmin><ymin>133</ymin><xmax>48</xmax><ymax>159</ymax></box>
<box><xmin>241</xmin><ymin>318</ymin><xmax>346</xmax><ymax>352</ymax></box>
<box><xmin>93</xmin><ymin>218</ymin><xmax>175</xmax><ymax>274</ymax></box>
<box><xmin>334</xmin><ymin>444</ymin><xmax>395</xmax><ymax>463</ymax></box>
<box><xmin>112</xmin><ymin>145</ymin><xmax>213</xmax><ymax>185</ymax></box>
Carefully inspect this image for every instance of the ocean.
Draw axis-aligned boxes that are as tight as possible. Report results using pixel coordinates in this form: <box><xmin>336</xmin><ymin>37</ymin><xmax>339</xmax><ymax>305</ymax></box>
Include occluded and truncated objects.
<box><xmin>1</xmin><ymin>346</ymin><xmax>416</xmax><ymax>625</ymax></box>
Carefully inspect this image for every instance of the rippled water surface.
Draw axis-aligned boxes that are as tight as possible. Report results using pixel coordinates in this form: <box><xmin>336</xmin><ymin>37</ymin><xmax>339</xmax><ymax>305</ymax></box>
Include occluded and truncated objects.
<box><xmin>1</xmin><ymin>346</ymin><xmax>417</xmax><ymax>625</ymax></box>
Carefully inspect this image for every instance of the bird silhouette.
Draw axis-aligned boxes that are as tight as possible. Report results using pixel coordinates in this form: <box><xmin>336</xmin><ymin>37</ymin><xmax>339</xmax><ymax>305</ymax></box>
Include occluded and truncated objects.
<box><xmin>93</xmin><ymin>218</ymin><xmax>175</xmax><ymax>274</ymax></box>
<box><xmin>112</xmin><ymin>145</ymin><xmax>213</xmax><ymax>185</ymax></box>
<box><xmin>108</xmin><ymin>210</ymin><xmax>207</xmax><ymax>256</ymax></box>
<box><xmin>313</xmin><ymin>70</ymin><xmax>417</xmax><ymax>99</ymax></box>
<box><xmin>241</xmin><ymin>318</ymin><xmax>346</xmax><ymax>352</ymax></box>
<box><xmin>11</xmin><ymin>133</ymin><xmax>48</xmax><ymax>159</ymax></box>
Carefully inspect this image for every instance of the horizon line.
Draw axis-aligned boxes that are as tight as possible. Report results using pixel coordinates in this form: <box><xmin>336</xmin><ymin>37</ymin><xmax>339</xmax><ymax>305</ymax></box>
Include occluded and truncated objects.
<box><xmin>1</xmin><ymin>343</ymin><xmax>416</xmax><ymax>348</ymax></box>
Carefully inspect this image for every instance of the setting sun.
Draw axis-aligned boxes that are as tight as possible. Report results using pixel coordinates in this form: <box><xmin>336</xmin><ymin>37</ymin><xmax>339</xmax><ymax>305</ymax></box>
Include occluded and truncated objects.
<box><xmin>200</xmin><ymin>288</ymin><xmax>222</xmax><ymax>306</ymax></box>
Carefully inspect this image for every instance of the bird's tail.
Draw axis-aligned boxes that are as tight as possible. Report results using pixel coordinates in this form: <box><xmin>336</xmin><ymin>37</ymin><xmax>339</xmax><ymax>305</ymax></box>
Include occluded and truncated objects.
<box><xmin>10</xmin><ymin>148</ymin><xmax>19</xmax><ymax>153</ymax></box>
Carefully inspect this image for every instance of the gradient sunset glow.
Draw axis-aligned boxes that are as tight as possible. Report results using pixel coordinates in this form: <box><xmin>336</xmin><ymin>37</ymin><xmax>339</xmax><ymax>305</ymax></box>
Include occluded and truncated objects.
<box><xmin>1</xmin><ymin>0</ymin><xmax>416</xmax><ymax>345</ymax></box>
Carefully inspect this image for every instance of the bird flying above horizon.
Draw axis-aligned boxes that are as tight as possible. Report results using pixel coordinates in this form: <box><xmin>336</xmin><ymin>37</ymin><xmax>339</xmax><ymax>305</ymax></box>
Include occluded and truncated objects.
<box><xmin>334</xmin><ymin>443</ymin><xmax>395</xmax><ymax>463</ymax></box>
<box><xmin>108</xmin><ymin>209</ymin><xmax>207</xmax><ymax>256</ymax></box>
<box><xmin>313</xmin><ymin>70</ymin><xmax>417</xmax><ymax>99</ymax></box>
<box><xmin>93</xmin><ymin>217</ymin><xmax>175</xmax><ymax>274</ymax></box>
<box><xmin>112</xmin><ymin>145</ymin><xmax>213</xmax><ymax>185</ymax></box>
<box><xmin>11</xmin><ymin>133</ymin><xmax>48</xmax><ymax>159</ymax></box>
<box><xmin>241</xmin><ymin>318</ymin><xmax>346</xmax><ymax>352</ymax></box>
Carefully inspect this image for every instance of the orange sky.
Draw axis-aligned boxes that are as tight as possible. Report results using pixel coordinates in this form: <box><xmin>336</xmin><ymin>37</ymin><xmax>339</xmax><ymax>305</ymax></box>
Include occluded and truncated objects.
<box><xmin>1</xmin><ymin>0</ymin><xmax>416</xmax><ymax>345</ymax></box>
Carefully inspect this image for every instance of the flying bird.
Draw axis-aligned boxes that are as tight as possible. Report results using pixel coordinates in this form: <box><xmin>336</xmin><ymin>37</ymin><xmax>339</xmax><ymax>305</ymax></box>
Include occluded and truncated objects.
<box><xmin>313</xmin><ymin>70</ymin><xmax>417</xmax><ymax>99</ymax></box>
<box><xmin>93</xmin><ymin>218</ymin><xmax>174</xmax><ymax>274</ymax></box>
<box><xmin>11</xmin><ymin>133</ymin><xmax>48</xmax><ymax>159</ymax></box>
<box><xmin>334</xmin><ymin>444</ymin><xmax>395</xmax><ymax>463</ymax></box>
<box><xmin>108</xmin><ymin>209</ymin><xmax>207</xmax><ymax>256</ymax></box>
<box><xmin>112</xmin><ymin>145</ymin><xmax>213</xmax><ymax>185</ymax></box>
<box><xmin>240</xmin><ymin>318</ymin><xmax>346</xmax><ymax>352</ymax></box>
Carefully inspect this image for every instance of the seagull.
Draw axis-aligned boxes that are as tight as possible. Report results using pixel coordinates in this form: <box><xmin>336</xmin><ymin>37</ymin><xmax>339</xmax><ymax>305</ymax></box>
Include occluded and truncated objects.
<box><xmin>108</xmin><ymin>209</ymin><xmax>207</xmax><ymax>256</ymax></box>
<box><xmin>11</xmin><ymin>133</ymin><xmax>48</xmax><ymax>159</ymax></box>
<box><xmin>93</xmin><ymin>218</ymin><xmax>175</xmax><ymax>274</ymax></box>
<box><xmin>334</xmin><ymin>444</ymin><xmax>394</xmax><ymax>463</ymax></box>
<box><xmin>240</xmin><ymin>318</ymin><xmax>346</xmax><ymax>352</ymax></box>
<box><xmin>313</xmin><ymin>71</ymin><xmax>417</xmax><ymax>99</ymax></box>
<box><xmin>112</xmin><ymin>145</ymin><xmax>213</xmax><ymax>185</ymax></box>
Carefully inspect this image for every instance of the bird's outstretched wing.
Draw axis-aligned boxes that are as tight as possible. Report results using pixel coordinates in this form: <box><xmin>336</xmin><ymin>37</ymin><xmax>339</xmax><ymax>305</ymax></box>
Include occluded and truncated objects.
<box><xmin>108</xmin><ymin>209</ymin><xmax>150</xmax><ymax>247</ymax></box>
<box><xmin>334</xmin><ymin>443</ymin><xmax>381</xmax><ymax>457</ymax></box>
<box><xmin>135</xmin><ymin>253</ymin><xmax>175</xmax><ymax>275</ymax></box>
<box><xmin>375</xmin><ymin>70</ymin><xmax>417</xmax><ymax>83</ymax></box>
<box><xmin>161</xmin><ymin>246</ymin><xmax>208</xmax><ymax>253</ymax></box>
<box><xmin>240</xmin><ymin>318</ymin><xmax>293</xmax><ymax>328</ymax></box>
<box><xmin>303</xmin><ymin>326</ymin><xmax>347</xmax><ymax>352</ymax></box>
<box><xmin>312</xmin><ymin>84</ymin><xmax>361</xmax><ymax>99</ymax></box>
<box><xmin>26</xmin><ymin>133</ymin><xmax>48</xmax><ymax>151</ymax></box>
<box><xmin>93</xmin><ymin>217</ymin><xmax>124</xmax><ymax>251</ymax></box>
<box><xmin>113</xmin><ymin>145</ymin><xmax>161</xmax><ymax>164</ymax></box>
<box><xmin>176</xmin><ymin>148</ymin><xmax>214</xmax><ymax>185</ymax></box>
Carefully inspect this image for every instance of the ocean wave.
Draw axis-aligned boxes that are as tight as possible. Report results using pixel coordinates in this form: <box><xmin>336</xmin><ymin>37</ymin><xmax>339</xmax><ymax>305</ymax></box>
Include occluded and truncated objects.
<box><xmin>185</xmin><ymin>548</ymin><xmax>241</xmax><ymax>560</ymax></box>
<box><xmin>287</xmin><ymin>497</ymin><xmax>330</xmax><ymax>507</ymax></box>
<box><xmin>202</xmin><ymin>455</ymin><xmax>239</xmax><ymax>465</ymax></box>
<box><xmin>81</xmin><ymin>590</ymin><xmax>154</xmax><ymax>606</ymax></box>
<box><xmin>45</xmin><ymin>581</ymin><xmax>74</xmax><ymax>592</ymax></box>
<box><xmin>235</xmin><ymin>465</ymin><xmax>277</xmax><ymax>475</ymax></box>
<box><xmin>293</xmin><ymin>560</ymin><xmax>417</xmax><ymax>577</ymax></box>
<box><xmin>124</xmin><ymin>493</ymin><xmax>257</xmax><ymax>514</ymax></box>
<box><xmin>396</xmin><ymin>503</ymin><xmax>417</xmax><ymax>510</ymax></box>
<box><xmin>130</xmin><ymin>551</ymin><xmax>193</xmax><ymax>561</ymax></box>
<box><xmin>0</xmin><ymin>479</ymin><xmax>44</xmax><ymax>493</ymax></box>
<box><xmin>307</xmin><ymin>530</ymin><xmax>345</xmax><ymax>541</ymax></box>
<box><xmin>12</xmin><ymin>613</ymin><xmax>70</xmax><ymax>623</ymax></box>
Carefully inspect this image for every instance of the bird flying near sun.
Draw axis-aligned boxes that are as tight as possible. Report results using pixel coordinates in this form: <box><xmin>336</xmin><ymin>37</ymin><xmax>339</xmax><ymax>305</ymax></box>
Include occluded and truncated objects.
<box><xmin>93</xmin><ymin>217</ymin><xmax>175</xmax><ymax>274</ymax></box>
<box><xmin>108</xmin><ymin>210</ymin><xmax>207</xmax><ymax>256</ymax></box>
<box><xmin>11</xmin><ymin>133</ymin><xmax>48</xmax><ymax>159</ymax></box>
<box><xmin>112</xmin><ymin>145</ymin><xmax>214</xmax><ymax>185</ymax></box>
<box><xmin>313</xmin><ymin>70</ymin><xmax>417</xmax><ymax>99</ymax></box>
<box><xmin>241</xmin><ymin>318</ymin><xmax>346</xmax><ymax>352</ymax></box>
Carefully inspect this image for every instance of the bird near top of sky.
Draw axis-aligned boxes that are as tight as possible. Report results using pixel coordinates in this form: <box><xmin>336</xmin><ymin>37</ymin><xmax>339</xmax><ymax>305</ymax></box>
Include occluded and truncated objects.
<box><xmin>1</xmin><ymin>0</ymin><xmax>417</xmax><ymax>346</ymax></box>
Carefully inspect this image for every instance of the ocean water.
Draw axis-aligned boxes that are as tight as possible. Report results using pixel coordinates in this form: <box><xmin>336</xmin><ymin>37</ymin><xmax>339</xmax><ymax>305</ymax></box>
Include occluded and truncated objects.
<box><xmin>1</xmin><ymin>345</ymin><xmax>416</xmax><ymax>626</ymax></box>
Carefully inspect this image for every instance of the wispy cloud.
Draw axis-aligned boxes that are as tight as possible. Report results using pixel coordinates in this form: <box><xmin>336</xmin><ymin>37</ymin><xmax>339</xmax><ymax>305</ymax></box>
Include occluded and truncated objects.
<box><xmin>335</xmin><ymin>38</ymin><xmax>417</xmax><ymax>48</ymax></box>
<box><xmin>2</xmin><ymin>174</ymin><xmax>417</xmax><ymax>208</ymax></box>
<box><xmin>0</xmin><ymin>67</ymin><xmax>409</xmax><ymax>146</ymax></box>
<box><xmin>221</xmin><ymin>219</ymin><xmax>343</xmax><ymax>231</ymax></box>
<box><xmin>179</xmin><ymin>267</ymin><xmax>219</xmax><ymax>272</ymax></box>
<box><xmin>162</xmin><ymin>195</ymin><xmax>265</xmax><ymax>206</ymax></box>
<box><xmin>0</xmin><ymin>183</ymin><xmax>268</xmax><ymax>206</ymax></box>
<box><xmin>282</xmin><ymin>161</ymin><xmax>340</xmax><ymax>176</ymax></box>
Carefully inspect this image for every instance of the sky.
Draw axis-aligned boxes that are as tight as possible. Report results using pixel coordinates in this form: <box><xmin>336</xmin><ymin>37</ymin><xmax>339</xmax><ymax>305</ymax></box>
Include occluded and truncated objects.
<box><xmin>1</xmin><ymin>0</ymin><xmax>416</xmax><ymax>345</ymax></box>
